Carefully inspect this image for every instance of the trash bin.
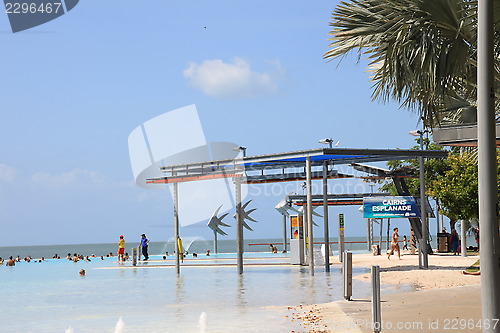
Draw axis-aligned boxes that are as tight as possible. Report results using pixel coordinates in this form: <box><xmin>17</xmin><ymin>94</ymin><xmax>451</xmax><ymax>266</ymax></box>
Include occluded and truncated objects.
<box><xmin>437</xmin><ymin>232</ymin><xmax>449</xmax><ymax>252</ymax></box>
<box><xmin>372</xmin><ymin>244</ymin><xmax>380</xmax><ymax>256</ymax></box>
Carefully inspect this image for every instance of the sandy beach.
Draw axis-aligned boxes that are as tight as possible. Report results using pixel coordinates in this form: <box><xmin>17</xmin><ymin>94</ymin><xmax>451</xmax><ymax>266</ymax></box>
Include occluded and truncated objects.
<box><xmin>292</xmin><ymin>251</ymin><xmax>482</xmax><ymax>332</ymax></box>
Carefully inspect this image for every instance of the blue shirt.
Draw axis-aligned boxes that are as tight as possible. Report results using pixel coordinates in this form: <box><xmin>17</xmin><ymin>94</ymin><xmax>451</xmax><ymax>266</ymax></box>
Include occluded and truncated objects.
<box><xmin>141</xmin><ymin>238</ymin><xmax>148</xmax><ymax>247</ymax></box>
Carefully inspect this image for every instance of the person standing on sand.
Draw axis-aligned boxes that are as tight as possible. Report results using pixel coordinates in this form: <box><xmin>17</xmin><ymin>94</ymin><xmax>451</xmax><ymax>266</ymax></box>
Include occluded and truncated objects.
<box><xmin>402</xmin><ymin>235</ymin><xmax>408</xmax><ymax>250</ymax></box>
<box><xmin>388</xmin><ymin>227</ymin><xmax>401</xmax><ymax>260</ymax></box>
<box><xmin>451</xmin><ymin>229</ymin><xmax>459</xmax><ymax>255</ymax></box>
<box><xmin>140</xmin><ymin>234</ymin><xmax>149</xmax><ymax>260</ymax></box>
<box><xmin>117</xmin><ymin>235</ymin><xmax>125</xmax><ymax>262</ymax></box>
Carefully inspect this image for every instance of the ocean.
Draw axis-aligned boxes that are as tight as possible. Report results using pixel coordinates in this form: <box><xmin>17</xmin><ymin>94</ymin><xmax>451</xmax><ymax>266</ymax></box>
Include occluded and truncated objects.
<box><xmin>0</xmin><ymin>237</ymin><xmax>417</xmax><ymax>333</ymax></box>
<box><xmin>0</xmin><ymin>236</ymin><xmax>383</xmax><ymax>260</ymax></box>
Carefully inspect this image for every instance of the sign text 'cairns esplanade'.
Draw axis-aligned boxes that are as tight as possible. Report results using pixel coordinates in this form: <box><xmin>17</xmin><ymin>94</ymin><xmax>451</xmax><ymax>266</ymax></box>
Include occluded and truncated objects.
<box><xmin>363</xmin><ymin>196</ymin><xmax>421</xmax><ymax>219</ymax></box>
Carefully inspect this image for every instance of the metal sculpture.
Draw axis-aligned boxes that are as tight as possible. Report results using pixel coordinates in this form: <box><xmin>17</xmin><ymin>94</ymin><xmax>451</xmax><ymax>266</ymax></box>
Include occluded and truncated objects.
<box><xmin>207</xmin><ymin>205</ymin><xmax>231</xmax><ymax>253</ymax></box>
<box><xmin>233</xmin><ymin>200</ymin><xmax>258</xmax><ymax>231</ymax></box>
<box><xmin>208</xmin><ymin>205</ymin><xmax>230</xmax><ymax>235</ymax></box>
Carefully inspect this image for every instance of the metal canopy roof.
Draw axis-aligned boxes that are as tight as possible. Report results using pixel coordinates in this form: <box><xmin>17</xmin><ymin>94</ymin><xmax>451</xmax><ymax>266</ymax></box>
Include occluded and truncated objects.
<box><xmin>147</xmin><ymin>147</ymin><xmax>447</xmax><ymax>185</ymax></box>
<box><xmin>287</xmin><ymin>192</ymin><xmax>391</xmax><ymax>206</ymax></box>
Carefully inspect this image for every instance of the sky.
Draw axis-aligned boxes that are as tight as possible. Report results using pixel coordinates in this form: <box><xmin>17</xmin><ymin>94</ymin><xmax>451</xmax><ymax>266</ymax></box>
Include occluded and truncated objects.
<box><xmin>0</xmin><ymin>0</ymin><xmax>428</xmax><ymax>247</ymax></box>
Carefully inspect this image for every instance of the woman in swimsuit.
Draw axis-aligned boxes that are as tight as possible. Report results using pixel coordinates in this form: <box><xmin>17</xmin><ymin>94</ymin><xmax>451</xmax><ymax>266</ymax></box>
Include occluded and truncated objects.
<box><xmin>388</xmin><ymin>227</ymin><xmax>401</xmax><ymax>260</ymax></box>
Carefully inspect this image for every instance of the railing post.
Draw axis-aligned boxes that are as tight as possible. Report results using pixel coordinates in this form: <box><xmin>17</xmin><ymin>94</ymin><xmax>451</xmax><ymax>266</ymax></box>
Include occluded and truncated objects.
<box><xmin>132</xmin><ymin>247</ymin><xmax>137</xmax><ymax>266</ymax></box>
<box><xmin>371</xmin><ymin>265</ymin><xmax>381</xmax><ymax>333</ymax></box>
<box><xmin>343</xmin><ymin>251</ymin><xmax>352</xmax><ymax>300</ymax></box>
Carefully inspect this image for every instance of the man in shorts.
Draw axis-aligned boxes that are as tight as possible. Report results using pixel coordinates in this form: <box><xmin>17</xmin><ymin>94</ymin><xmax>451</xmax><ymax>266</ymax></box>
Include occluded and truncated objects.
<box><xmin>117</xmin><ymin>235</ymin><xmax>125</xmax><ymax>262</ymax></box>
<box><xmin>140</xmin><ymin>234</ymin><xmax>149</xmax><ymax>260</ymax></box>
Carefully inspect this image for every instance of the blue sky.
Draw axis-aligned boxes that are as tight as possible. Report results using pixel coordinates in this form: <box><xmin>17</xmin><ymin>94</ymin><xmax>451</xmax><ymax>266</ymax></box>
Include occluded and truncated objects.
<box><xmin>0</xmin><ymin>0</ymin><xmax>426</xmax><ymax>247</ymax></box>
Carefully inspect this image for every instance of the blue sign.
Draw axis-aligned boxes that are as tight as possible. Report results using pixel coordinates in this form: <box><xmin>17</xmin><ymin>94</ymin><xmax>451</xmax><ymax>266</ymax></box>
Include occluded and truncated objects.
<box><xmin>363</xmin><ymin>196</ymin><xmax>421</xmax><ymax>218</ymax></box>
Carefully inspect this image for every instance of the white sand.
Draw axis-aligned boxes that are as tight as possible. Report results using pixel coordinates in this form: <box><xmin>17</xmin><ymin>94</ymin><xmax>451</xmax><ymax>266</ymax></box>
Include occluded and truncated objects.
<box><xmin>293</xmin><ymin>251</ymin><xmax>482</xmax><ymax>332</ymax></box>
<box><xmin>349</xmin><ymin>251</ymin><xmax>480</xmax><ymax>290</ymax></box>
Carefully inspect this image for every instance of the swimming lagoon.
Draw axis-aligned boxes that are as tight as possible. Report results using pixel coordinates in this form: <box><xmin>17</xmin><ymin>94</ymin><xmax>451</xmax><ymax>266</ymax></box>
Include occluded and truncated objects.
<box><xmin>0</xmin><ymin>240</ymin><xmax>413</xmax><ymax>332</ymax></box>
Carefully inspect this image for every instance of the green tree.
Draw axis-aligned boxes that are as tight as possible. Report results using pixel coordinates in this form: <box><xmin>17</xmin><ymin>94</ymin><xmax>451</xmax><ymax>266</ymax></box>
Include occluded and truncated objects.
<box><xmin>379</xmin><ymin>139</ymin><xmax>452</xmax><ymax>197</ymax></box>
<box><xmin>429</xmin><ymin>151</ymin><xmax>500</xmax><ymax>221</ymax></box>
<box><xmin>324</xmin><ymin>0</ymin><xmax>500</xmax><ymax>127</ymax></box>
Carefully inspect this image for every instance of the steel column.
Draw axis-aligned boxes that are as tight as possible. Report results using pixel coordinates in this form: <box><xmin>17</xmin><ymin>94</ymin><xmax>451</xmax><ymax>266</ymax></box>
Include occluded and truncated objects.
<box><xmin>478</xmin><ymin>0</ymin><xmax>500</xmax><ymax>328</ymax></box>
<box><xmin>323</xmin><ymin>161</ymin><xmax>330</xmax><ymax>272</ymax></box>
<box><xmin>214</xmin><ymin>229</ymin><xmax>218</xmax><ymax>254</ymax></box>
<box><xmin>461</xmin><ymin>220</ymin><xmax>467</xmax><ymax>257</ymax></box>
<box><xmin>306</xmin><ymin>156</ymin><xmax>314</xmax><ymax>276</ymax></box>
<box><xmin>343</xmin><ymin>251</ymin><xmax>352</xmax><ymax>300</ymax></box>
<box><xmin>235</xmin><ymin>176</ymin><xmax>243</xmax><ymax>274</ymax></box>
<box><xmin>283</xmin><ymin>214</ymin><xmax>287</xmax><ymax>253</ymax></box>
<box><xmin>372</xmin><ymin>265</ymin><xmax>381</xmax><ymax>333</ymax></box>
<box><xmin>173</xmin><ymin>174</ymin><xmax>180</xmax><ymax>275</ymax></box>
<box><xmin>418</xmin><ymin>132</ymin><xmax>428</xmax><ymax>268</ymax></box>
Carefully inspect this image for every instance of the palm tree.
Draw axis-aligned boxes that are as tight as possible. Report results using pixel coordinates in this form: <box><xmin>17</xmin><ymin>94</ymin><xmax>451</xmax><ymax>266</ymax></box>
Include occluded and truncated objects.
<box><xmin>324</xmin><ymin>0</ymin><xmax>500</xmax><ymax>128</ymax></box>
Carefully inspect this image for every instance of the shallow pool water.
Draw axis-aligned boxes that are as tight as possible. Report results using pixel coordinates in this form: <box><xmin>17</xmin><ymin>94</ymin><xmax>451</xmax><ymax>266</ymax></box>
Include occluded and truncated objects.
<box><xmin>0</xmin><ymin>254</ymin><xmax>407</xmax><ymax>333</ymax></box>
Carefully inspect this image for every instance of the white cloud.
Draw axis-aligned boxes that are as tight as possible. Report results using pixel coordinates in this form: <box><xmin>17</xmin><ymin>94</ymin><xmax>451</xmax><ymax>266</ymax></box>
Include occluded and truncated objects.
<box><xmin>31</xmin><ymin>168</ymin><xmax>109</xmax><ymax>188</ymax></box>
<box><xmin>0</xmin><ymin>164</ymin><xmax>18</xmax><ymax>182</ymax></box>
<box><xmin>183</xmin><ymin>57</ymin><xmax>282</xmax><ymax>98</ymax></box>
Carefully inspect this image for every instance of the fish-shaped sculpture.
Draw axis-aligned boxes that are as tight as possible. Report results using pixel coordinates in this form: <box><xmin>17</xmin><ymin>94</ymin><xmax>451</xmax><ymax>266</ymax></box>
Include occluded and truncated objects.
<box><xmin>233</xmin><ymin>200</ymin><xmax>257</xmax><ymax>231</ymax></box>
<box><xmin>207</xmin><ymin>205</ymin><xmax>230</xmax><ymax>235</ymax></box>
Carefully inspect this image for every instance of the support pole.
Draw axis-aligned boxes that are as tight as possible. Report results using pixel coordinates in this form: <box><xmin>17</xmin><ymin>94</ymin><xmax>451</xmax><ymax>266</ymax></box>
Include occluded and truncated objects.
<box><xmin>214</xmin><ymin>229</ymin><xmax>218</xmax><ymax>254</ymax></box>
<box><xmin>367</xmin><ymin>218</ymin><xmax>372</xmax><ymax>251</ymax></box>
<box><xmin>379</xmin><ymin>219</ymin><xmax>383</xmax><ymax>253</ymax></box>
<box><xmin>461</xmin><ymin>220</ymin><xmax>467</xmax><ymax>257</ymax></box>
<box><xmin>235</xmin><ymin>176</ymin><xmax>243</xmax><ymax>274</ymax></box>
<box><xmin>478</xmin><ymin>0</ymin><xmax>500</xmax><ymax>327</ymax></box>
<box><xmin>132</xmin><ymin>247</ymin><xmax>137</xmax><ymax>266</ymax></box>
<box><xmin>343</xmin><ymin>251</ymin><xmax>352</xmax><ymax>300</ymax></box>
<box><xmin>323</xmin><ymin>161</ymin><xmax>330</xmax><ymax>272</ymax></box>
<box><xmin>371</xmin><ymin>265</ymin><xmax>381</xmax><ymax>333</ymax></box>
<box><xmin>386</xmin><ymin>218</ymin><xmax>391</xmax><ymax>253</ymax></box>
<box><xmin>418</xmin><ymin>131</ymin><xmax>428</xmax><ymax>269</ymax></box>
<box><xmin>370</xmin><ymin>219</ymin><xmax>374</xmax><ymax>251</ymax></box>
<box><xmin>436</xmin><ymin>200</ymin><xmax>441</xmax><ymax>237</ymax></box>
<box><xmin>173</xmin><ymin>173</ymin><xmax>180</xmax><ymax>275</ymax></box>
<box><xmin>302</xmin><ymin>210</ymin><xmax>308</xmax><ymax>264</ymax></box>
<box><xmin>338</xmin><ymin>213</ymin><xmax>345</xmax><ymax>263</ymax></box>
<box><xmin>282</xmin><ymin>214</ymin><xmax>287</xmax><ymax>253</ymax></box>
<box><xmin>306</xmin><ymin>156</ymin><xmax>314</xmax><ymax>276</ymax></box>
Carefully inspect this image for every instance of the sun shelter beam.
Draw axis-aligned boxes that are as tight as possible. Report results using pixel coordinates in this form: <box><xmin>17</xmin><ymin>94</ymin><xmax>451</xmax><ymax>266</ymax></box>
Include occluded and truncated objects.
<box><xmin>154</xmin><ymin>148</ymin><xmax>448</xmax><ymax>182</ymax></box>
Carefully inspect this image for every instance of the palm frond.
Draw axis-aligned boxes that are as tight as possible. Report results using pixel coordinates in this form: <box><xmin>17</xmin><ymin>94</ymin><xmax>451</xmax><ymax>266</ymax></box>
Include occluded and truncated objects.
<box><xmin>325</xmin><ymin>0</ymin><xmax>500</xmax><ymax>127</ymax></box>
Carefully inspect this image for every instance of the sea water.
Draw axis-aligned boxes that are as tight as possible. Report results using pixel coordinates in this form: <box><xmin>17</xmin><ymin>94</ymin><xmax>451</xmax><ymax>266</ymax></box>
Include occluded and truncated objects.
<box><xmin>0</xmin><ymin>237</ymin><xmax>386</xmax><ymax>260</ymax></box>
<box><xmin>0</xmin><ymin>238</ymin><xmax>414</xmax><ymax>333</ymax></box>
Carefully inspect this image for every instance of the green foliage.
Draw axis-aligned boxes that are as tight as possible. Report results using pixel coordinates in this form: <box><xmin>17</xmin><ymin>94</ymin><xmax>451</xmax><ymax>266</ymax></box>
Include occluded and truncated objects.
<box><xmin>324</xmin><ymin>0</ymin><xmax>500</xmax><ymax>127</ymax></box>
<box><xmin>429</xmin><ymin>152</ymin><xmax>478</xmax><ymax>220</ymax></box>
<box><xmin>378</xmin><ymin>141</ymin><xmax>500</xmax><ymax>222</ymax></box>
<box><xmin>378</xmin><ymin>138</ymin><xmax>451</xmax><ymax>196</ymax></box>
<box><xmin>429</xmin><ymin>151</ymin><xmax>500</xmax><ymax>220</ymax></box>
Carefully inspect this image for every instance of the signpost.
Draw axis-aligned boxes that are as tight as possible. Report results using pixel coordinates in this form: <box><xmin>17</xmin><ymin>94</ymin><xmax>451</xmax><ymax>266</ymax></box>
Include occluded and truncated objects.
<box><xmin>338</xmin><ymin>213</ymin><xmax>345</xmax><ymax>262</ymax></box>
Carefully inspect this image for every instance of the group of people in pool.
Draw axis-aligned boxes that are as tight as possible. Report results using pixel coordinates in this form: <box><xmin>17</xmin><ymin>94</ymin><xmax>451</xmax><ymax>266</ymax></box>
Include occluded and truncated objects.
<box><xmin>0</xmin><ymin>255</ymin><xmax>48</xmax><ymax>265</ymax></box>
<box><xmin>0</xmin><ymin>256</ymin><xmax>19</xmax><ymax>266</ymax></box>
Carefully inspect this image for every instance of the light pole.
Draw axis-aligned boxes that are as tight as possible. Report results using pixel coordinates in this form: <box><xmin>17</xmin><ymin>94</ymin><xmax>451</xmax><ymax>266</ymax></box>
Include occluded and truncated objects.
<box><xmin>233</xmin><ymin>146</ymin><xmax>247</xmax><ymax>157</ymax></box>
<box><xmin>319</xmin><ymin>138</ymin><xmax>333</xmax><ymax>148</ymax></box>
<box><xmin>478</xmin><ymin>0</ymin><xmax>500</xmax><ymax>327</ymax></box>
<box><xmin>409</xmin><ymin>129</ymin><xmax>429</xmax><ymax>269</ymax></box>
